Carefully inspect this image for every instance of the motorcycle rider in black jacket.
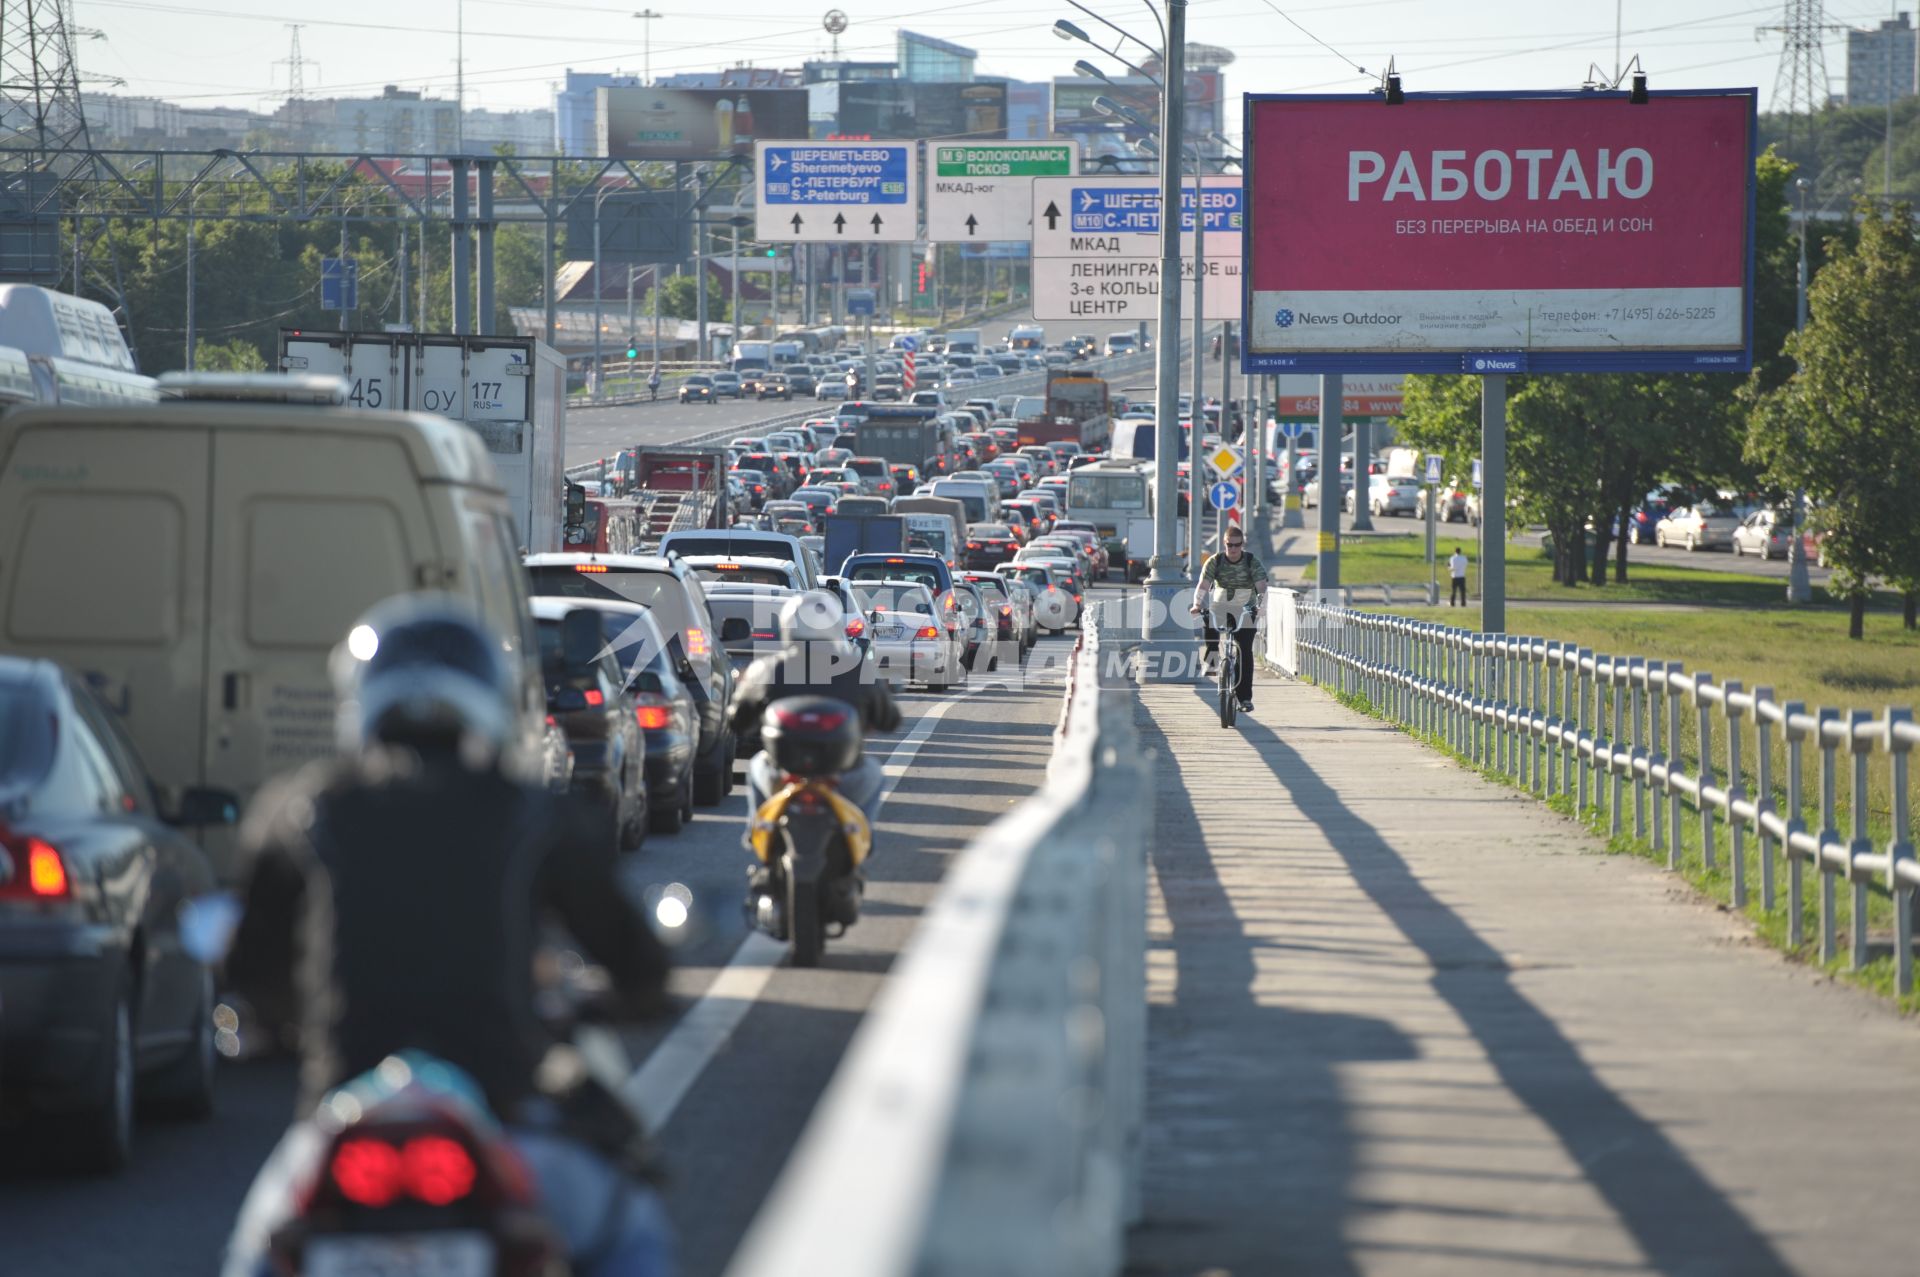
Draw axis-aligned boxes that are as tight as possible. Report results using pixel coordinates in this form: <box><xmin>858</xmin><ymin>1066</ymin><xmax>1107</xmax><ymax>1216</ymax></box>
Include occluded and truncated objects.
<box><xmin>220</xmin><ymin>595</ymin><xmax>674</xmax><ymax>1277</ymax></box>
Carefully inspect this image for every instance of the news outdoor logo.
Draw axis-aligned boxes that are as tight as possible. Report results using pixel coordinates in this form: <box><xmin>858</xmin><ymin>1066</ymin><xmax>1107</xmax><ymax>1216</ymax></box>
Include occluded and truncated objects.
<box><xmin>1274</xmin><ymin>307</ymin><xmax>1295</xmax><ymax>328</ymax></box>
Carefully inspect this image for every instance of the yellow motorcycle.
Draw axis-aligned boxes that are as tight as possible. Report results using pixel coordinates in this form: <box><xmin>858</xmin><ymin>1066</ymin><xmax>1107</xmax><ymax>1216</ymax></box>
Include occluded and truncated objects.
<box><xmin>746</xmin><ymin>698</ymin><xmax>872</xmax><ymax>966</ymax></box>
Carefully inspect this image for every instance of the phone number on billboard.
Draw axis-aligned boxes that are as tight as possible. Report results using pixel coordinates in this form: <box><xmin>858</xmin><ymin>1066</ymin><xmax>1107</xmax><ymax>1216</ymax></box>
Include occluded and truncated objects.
<box><xmin>1608</xmin><ymin>306</ymin><xmax>1719</xmax><ymax>322</ymax></box>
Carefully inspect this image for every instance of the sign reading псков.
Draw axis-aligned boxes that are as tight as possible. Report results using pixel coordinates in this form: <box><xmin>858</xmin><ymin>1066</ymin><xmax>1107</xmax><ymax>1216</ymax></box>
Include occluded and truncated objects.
<box><xmin>756</xmin><ymin>140</ymin><xmax>917</xmax><ymax>243</ymax></box>
<box><xmin>1240</xmin><ymin>89</ymin><xmax>1757</xmax><ymax>374</ymax></box>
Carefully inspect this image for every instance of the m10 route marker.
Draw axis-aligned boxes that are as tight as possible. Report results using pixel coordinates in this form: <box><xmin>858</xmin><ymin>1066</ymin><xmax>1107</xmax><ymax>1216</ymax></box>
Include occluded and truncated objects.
<box><xmin>756</xmin><ymin>140</ymin><xmax>918</xmax><ymax>243</ymax></box>
<box><xmin>926</xmin><ymin>141</ymin><xmax>1077</xmax><ymax>243</ymax></box>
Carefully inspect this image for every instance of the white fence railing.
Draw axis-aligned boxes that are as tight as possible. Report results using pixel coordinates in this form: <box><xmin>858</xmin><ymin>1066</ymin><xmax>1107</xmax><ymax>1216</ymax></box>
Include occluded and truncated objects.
<box><xmin>725</xmin><ymin>611</ymin><xmax>1148</xmax><ymax>1277</ymax></box>
<box><xmin>1270</xmin><ymin>589</ymin><xmax>1919</xmax><ymax>996</ymax></box>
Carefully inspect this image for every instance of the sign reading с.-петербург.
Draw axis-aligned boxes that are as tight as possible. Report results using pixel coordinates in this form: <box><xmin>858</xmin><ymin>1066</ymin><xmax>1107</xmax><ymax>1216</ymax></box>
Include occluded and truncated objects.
<box><xmin>756</xmin><ymin>140</ymin><xmax>918</xmax><ymax>243</ymax></box>
<box><xmin>1029</xmin><ymin>174</ymin><xmax>1242</xmax><ymax>321</ymax></box>
<box><xmin>926</xmin><ymin>142</ymin><xmax>1078</xmax><ymax>243</ymax></box>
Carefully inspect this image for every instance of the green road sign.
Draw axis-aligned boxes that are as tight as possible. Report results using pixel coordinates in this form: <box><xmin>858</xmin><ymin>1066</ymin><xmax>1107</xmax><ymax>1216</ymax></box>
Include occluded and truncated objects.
<box><xmin>933</xmin><ymin>145</ymin><xmax>1075</xmax><ymax>179</ymax></box>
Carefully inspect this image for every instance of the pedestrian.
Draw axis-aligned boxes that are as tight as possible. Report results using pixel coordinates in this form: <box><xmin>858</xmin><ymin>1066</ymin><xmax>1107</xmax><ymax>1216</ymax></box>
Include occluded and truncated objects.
<box><xmin>647</xmin><ymin>368</ymin><xmax>661</xmax><ymax>401</ymax></box>
<box><xmin>1448</xmin><ymin>547</ymin><xmax>1469</xmax><ymax>606</ymax></box>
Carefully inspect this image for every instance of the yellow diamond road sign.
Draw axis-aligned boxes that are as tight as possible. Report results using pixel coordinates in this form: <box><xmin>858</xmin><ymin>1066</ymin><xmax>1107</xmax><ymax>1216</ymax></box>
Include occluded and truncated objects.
<box><xmin>1208</xmin><ymin>445</ymin><xmax>1242</xmax><ymax>477</ymax></box>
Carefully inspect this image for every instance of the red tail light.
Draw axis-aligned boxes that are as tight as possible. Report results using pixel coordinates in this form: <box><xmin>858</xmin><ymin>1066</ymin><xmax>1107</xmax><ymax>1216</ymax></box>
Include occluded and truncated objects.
<box><xmin>635</xmin><ymin>698</ymin><xmax>673</xmax><ymax>731</ymax></box>
<box><xmin>583</xmin><ymin>688</ymin><xmax>605</xmax><ymax>707</ymax></box>
<box><xmin>845</xmin><ymin>617</ymin><xmax>867</xmax><ymax>639</ymax></box>
<box><xmin>770</xmin><ymin>702</ymin><xmax>849</xmax><ymax>732</ymax></box>
<box><xmin>0</xmin><ymin>834</ymin><xmax>69</xmax><ymax>900</ymax></box>
<box><xmin>328</xmin><ymin>1134</ymin><xmax>478</xmax><ymax>1209</ymax></box>
<box><xmin>967</xmin><ymin>540</ymin><xmax>982</xmax><ymax>549</ymax></box>
<box><xmin>916</xmin><ymin>625</ymin><xmax>939</xmax><ymax>639</ymax></box>
<box><xmin>999</xmin><ymin>604</ymin><xmax>1012</xmax><ymax>616</ymax></box>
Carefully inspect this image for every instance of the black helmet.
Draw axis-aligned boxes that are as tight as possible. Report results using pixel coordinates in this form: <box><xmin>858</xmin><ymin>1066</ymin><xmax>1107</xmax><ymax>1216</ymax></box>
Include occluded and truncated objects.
<box><xmin>332</xmin><ymin>595</ymin><xmax>516</xmax><ymax>757</ymax></box>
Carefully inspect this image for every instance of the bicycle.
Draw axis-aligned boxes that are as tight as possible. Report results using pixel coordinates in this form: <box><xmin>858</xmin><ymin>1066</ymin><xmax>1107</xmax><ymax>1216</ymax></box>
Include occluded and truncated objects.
<box><xmin>1201</xmin><ymin>602</ymin><xmax>1255</xmax><ymax>729</ymax></box>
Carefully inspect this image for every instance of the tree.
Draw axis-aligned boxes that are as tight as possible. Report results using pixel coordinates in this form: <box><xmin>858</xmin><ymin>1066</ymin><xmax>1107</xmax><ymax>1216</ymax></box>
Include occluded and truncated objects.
<box><xmin>193</xmin><ymin>339</ymin><xmax>268</xmax><ymax>372</ymax></box>
<box><xmin>1747</xmin><ymin>200</ymin><xmax>1920</xmax><ymax>638</ymax></box>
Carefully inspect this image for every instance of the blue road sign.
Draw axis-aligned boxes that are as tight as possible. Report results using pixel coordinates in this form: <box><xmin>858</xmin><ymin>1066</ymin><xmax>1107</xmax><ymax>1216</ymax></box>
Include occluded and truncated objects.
<box><xmin>898</xmin><ymin>335</ymin><xmax>918</xmax><ymax>352</ymax></box>
<box><xmin>1471</xmin><ymin>458</ymin><xmax>1484</xmax><ymax>490</ymax></box>
<box><xmin>1278</xmin><ymin>420</ymin><xmax>1307</xmax><ymax>439</ymax></box>
<box><xmin>1067</xmin><ymin>184</ymin><xmax>1244</xmax><ymax>236</ymax></box>
<box><xmin>762</xmin><ymin>145</ymin><xmax>910</xmax><ymax>207</ymax></box>
<box><xmin>1425</xmin><ymin>454</ymin><xmax>1443</xmax><ymax>484</ymax></box>
<box><xmin>320</xmin><ymin>257</ymin><xmax>358</xmax><ymax>312</ymax></box>
<box><xmin>846</xmin><ymin>289</ymin><xmax>877</xmax><ymax>317</ymax></box>
<box><xmin>1208</xmin><ymin>481</ymin><xmax>1239</xmax><ymax>511</ymax></box>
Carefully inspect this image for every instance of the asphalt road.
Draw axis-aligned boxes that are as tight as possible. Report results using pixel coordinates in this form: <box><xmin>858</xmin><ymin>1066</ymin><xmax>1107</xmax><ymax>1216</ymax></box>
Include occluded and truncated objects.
<box><xmin>0</xmin><ymin>619</ymin><xmax>1087</xmax><ymax>1277</ymax></box>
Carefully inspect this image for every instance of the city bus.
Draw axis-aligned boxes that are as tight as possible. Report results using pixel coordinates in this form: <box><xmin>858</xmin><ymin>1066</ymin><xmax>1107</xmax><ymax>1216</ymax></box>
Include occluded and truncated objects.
<box><xmin>1065</xmin><ymin>460</ymin><xmax>1153</xmax><ymax>578</ymax></box>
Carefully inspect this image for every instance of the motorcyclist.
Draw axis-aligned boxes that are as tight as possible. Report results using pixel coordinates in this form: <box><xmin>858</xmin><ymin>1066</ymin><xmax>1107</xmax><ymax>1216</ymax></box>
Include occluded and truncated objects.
<box><xmin>220</xmin><ymin>595</ymin><xmax>674</xmax><ymax>1277</ymax></box>
<box><xmin>729</xmin><ymin>590</ymin><xmax>901</xmax><ymax>830</ymax></box>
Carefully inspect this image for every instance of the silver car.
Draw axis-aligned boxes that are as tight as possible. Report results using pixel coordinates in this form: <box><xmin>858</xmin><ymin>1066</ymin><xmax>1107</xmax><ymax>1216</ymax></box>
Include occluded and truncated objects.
<box><xmin>1655</xmin><ymin>503</ymin><xmax>1744</xmax><ymax>551</ymax></box>
<box><xmin>1731</xmin><ymin>508</ymin><xmax>1793</xmax><ymax>559</ymax></box>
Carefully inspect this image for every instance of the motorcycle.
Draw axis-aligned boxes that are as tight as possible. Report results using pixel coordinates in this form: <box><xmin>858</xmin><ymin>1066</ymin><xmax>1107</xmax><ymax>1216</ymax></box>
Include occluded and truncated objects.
<box><xmin>744</xmin><ymin>696</ymin><xmax>871</xmax><ymax>967</ymax></box>
<box><xmin>229</xmin><ymin>962</ymin><xmax>658</xmax><ymax>1277</ymax></box>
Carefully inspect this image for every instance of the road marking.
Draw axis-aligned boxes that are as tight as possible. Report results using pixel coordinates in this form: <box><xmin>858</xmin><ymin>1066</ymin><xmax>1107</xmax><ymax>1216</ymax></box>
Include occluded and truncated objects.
<box><xmin>622</xmin><ymin>691</ymin><xmax>972</xmax><ymax>1132</ymax></box>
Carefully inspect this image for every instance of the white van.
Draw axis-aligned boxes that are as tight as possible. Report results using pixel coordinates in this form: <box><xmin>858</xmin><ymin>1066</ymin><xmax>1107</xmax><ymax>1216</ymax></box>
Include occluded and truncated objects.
<box><xmin>0</xmin><ymin>403</ymin><xmax>545</xmax><ymax>881</ymax></box>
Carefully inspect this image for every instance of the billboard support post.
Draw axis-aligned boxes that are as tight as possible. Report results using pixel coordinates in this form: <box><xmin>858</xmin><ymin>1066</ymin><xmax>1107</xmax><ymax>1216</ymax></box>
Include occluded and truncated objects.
<box><xmin>1350</xmin><ymin>416</ymin><xmax>1373</xmax><ymax>531</ymax></box>
<box><xmin>1480</xmin><ymin>374</ymin><xmax>1507</xmax><ymax>635</ymax></box>
<box><xmin>1317</xmin><ymin>374</ymin><xmax>1341</xmax><ymax>591</ymax></box>
<box><xmin>1189</xmin><ymin>176</ymin><xmax>1206</xmax><ymax>569</ymax></box>
<box><xmin>1143</xmin><ymin>0</ymin><xmax>1190</xmax><ymax>639</ymax></box>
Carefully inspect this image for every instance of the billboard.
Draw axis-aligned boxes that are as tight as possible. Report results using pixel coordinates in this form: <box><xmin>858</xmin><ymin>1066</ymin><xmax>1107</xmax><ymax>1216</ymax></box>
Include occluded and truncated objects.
<box><xmin>825</xmin><ymin>81</ymin><xmax>1006</xmax><ymax>141</ymax></box>
<box><xmin>563</xmin><ymin>189</ymin><xmax>691</xmax><ymax>264</ymax></box>
<box><xmin>1272</xmin><ymin>375</ymin><xmax>1404</xmax><ymax>417</ymax></box>
<box><xmin>598</xmin><ymin>87</ymin><xmax>809</xmax><ymax>158</ymax></box>
<box><xmin>1242</xmin><ymin>90</ymin><xmax>1757</xmax><ymax>374</ymax></box>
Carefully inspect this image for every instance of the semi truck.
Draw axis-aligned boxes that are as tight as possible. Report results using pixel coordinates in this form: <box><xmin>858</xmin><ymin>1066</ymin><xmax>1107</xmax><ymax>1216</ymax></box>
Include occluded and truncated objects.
<box><xmin>1016</xmin><ymin>371</ymin><xmax>1110</xmax><ymax>452</ymax></box>
<box><xmin>279</xmin><ymin>329</ymin><xmax>567</xmax><ymax>552</ymax></box>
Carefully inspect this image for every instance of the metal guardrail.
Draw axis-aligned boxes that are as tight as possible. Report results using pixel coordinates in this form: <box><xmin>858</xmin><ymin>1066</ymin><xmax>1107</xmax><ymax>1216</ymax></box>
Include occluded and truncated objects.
<box><xmin>725</xmin><ymin>611</ymin><xmax>1148</xmax><ymax>1277</ymax></box>
<box><xmin>1271</xmin><ymin>590</ymin><xmax>1919</xmax><ymax>995</ymax></box>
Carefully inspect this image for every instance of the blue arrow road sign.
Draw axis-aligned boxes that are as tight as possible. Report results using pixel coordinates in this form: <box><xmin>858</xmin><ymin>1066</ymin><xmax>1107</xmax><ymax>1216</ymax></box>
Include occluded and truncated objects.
<box><xmin>846</xmin><ymin>289</ymin><xmax>877</xmax><ymax>317</ymax></box>
<box><xmin>898</xmin><ymin>335</ymin><xmax>917</xmax><ymax>352</ymax></box>
<box><xmin>763</xmin><ymin>145</ymin><xmax>911</xmax><ymax>207</ymax></box>
<box><xmin>1208</xmin><ymin>481</ymin><xmax>1239</xmax><ymax>511</ymax></box>
<box><xmin>320</xmin><ymin>257</ymin><xmax>358</xmax><ymax>312</ymax></box>
<box><xmin>1068</xmin><ymin>184</ymin><xmax>1244</xmax><ymax>235</ymax></box>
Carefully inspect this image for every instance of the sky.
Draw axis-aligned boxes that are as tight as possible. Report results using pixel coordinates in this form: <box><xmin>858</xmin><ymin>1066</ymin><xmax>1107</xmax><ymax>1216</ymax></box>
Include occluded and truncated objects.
<box><xmin>71</xmin><ymin>0</ymin><xmax>1913</xmax><ymax>138</ymax></box>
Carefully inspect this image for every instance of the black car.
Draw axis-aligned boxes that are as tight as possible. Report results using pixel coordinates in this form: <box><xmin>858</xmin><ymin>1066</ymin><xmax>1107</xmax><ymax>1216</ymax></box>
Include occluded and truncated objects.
<box><xmin>784</xmin><ymin>369</ymin><xmax>819</xmax><ymax>396</ymax></box>
<box><xmin>0</xmin><ymin>657</ymin><xmax>232</xmax><ymax>1170</ymax></box>
<box><xmin>533</xmin><ymin>604</ymin><xmax>649</xmax><ymax>851</ymax></box>
<box><xmin>757</xmin><ymin>373</ymin><xmax>793</xmax><ymax>401</ymax></box>
<box><xmin>524</xmin><ymin>554</ymin><xmax>737</xmax><ymax>806</ymax></box>
<box><xmin>680</xmin><ymin>375</ymin><xmax>716</xmax><ymax>404</ymax></box>
<box><xmin>563</xmin><ymin>600</ymin><xmax>700</xmax><ymax>835</ymax></box>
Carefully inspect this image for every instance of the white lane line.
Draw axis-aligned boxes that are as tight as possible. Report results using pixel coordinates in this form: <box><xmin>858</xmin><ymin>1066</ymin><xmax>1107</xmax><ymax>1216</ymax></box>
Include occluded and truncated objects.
<box><xmin>622</xmin><ymin>691</ymin><xmax>973</xmax><ymax>1133</ymax></box>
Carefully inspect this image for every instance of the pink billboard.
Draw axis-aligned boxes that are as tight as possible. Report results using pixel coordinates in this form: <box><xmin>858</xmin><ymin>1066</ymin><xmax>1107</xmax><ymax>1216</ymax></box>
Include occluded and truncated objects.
<box><xmin>1242</xmin><ymin>90</ymin><xmax>1756</xmax><ymax>373</ymax></box>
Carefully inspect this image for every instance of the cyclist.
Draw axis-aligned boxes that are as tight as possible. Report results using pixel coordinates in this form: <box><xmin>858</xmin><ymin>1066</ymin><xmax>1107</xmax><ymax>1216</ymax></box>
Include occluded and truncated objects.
<box><xmin>222</xmin><ymin>596</ymin><xmax>673</xmax><ymax>1276</ymax></box>
<box><xmin>1189</xmin><ymin>524</ymin><xmax>1267</xmax><ymax>714</ymax></box>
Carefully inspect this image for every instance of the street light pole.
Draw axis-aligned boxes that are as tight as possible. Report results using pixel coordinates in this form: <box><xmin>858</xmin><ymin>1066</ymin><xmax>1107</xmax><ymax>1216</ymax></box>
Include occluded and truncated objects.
<box><xmin>1188</xmin><ymin>158</ymin><xmax>1205</xmax><ymax>570</ymax></box>
<box><xmin>634</xmin><ymin>9</ymin><xmax>662</xmax><ymax>86</ymax></box>
<box><xmin>1143</xmin><ymin>0</ymin><xmax>1189</xmax><ymax>637</ymax></box>
<box><xmin>592</xmin><ymin>184</ymin><xmax>610</xmax><ymax>401</ymax></box>
<box><xmin>1787</xmin><ymin>177</ymin><xmax>1812</xmax><ymax>604</ymax></box>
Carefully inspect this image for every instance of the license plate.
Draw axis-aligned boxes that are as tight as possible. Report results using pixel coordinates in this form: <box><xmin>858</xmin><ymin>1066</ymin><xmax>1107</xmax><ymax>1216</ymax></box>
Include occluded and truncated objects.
<box><xmin>306</xmin><ymin>1233</ymin><xmax>493</xmax><ymax>1277</ymax></box>
<box><xmin>875</xmin><ymin>624</ymin><xmax>904</xmax><ymax>638</ymax></box>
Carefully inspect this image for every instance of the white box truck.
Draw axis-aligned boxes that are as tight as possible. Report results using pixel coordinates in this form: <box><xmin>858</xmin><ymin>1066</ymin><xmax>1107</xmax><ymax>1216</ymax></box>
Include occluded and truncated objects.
<box><xmin>279</xmin><ymin>330</ymin><xmax>568</xmax><ymax>552</ymax></box>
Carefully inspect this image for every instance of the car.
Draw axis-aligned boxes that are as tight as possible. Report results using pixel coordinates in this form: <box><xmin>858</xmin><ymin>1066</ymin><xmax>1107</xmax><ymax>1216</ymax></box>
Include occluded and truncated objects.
<box><xmin>1625</xmin><ymin>493</ymin><xmax>1675</xmax><ymax>544</ymax></box>
<box><xmin>889</xmin><ymin>463</ymin><xmax>921</xmax><ymax>494</ymax></box>
<box><xmin>816</xmin><ymin>379</ymin><xmax>846</xmax><ymax>401</ymax></box>
<box><xmin>680</xmin><ymin>375</ymin><xmax>716</xmax><ymax>403</ymax></box>
<box><xmin>978</xmin><ymin>461</ymin><xmax>1022</xmax><ymax>499</ymax></box>
<box><xmin>998</xmin><ymin>503</ymin><xmax>1037</xmax><ymax>544</ymax></box>
<box><xmin>737</xmin><ymin>370</ymin><xmax>769</xmax><ymax>396</ymax></box>
<box><xmin>840</xmin><ymin>552</ymin><xmax>956</xmax><ymax>618</ymax></box>
<box><xmin>963</xmin><ymin>522</ymin><xmax>1021</xmax><ymax>569</ymax></box>
<box><xmin>996</xmin><ymin>562</ymin><xmax>1073</xmax><ymax>632</ymax></box>
<box><xmin>1012</xmin><ymin>558</ymin><xmax>1084</xmax><ymax>627</ymax></box>
<box><xmin>710</xmin><ymin>372</ymin><xmax>744</xmax><ymax>399</ymax></box>
<box><xmin>1655</xmin><ymin>502</ymin><xmax>1744</xmax><ymax>551</ymax></box>
<box><xmin>730</xmin><ymin>436</ymin><xmax>771</xmax><ymax>452</ymax></box>
<box><xmin>534</xmin><ymin>605</ymin><xmax>652</xmax><ymax>849</ymax></box>
<box><xmin>790</xmin><ymin>486</ymin><xmax>840</xmax><ymax>518</ymax></box>
<box><xmin>680</xmin><ymin>554</ymin><xmax>806</xmax><ymax>592</ymax></box>
<box><xmin>784</xmin><ymin>369</ymin><xmax>819</xmax><ymax>396</ymax></box>
<box><xmin>949</xmin><ymin>579</ymin><xmax>997</xmax><ymax>670</ymax></box>
<box><xmin>1732</xmin><ymin>507</ymin><xmax>1794</xmax><ymax>559</ymax></box>
<box><xmin>754</xmin><ymin>373</ymin><xmax>790</xmax><ymax>400</ymax></box>
<box><xmin>659</xmin><ymin>528</ymin><xmax>822</xmax><ymax>589</ymax></box>
<box><xmin>816</xmin><ymin>573</ymin><xmax>878</xmax><ymax>660</ymax></box>
<box><xmin>813</xmin><ymin>447</ymin><xmax>855</xmax><ymax>469</ymax></box>
<box><xmin>1017</xmin><ymin>445</ymin><xmax>1059</xmax><ymax>478</ymax></box>
<box><xmin>1349</xmin><ymin>473</ymin><xmax>1420</xmax><ymax>518</ymax></box>
<box><xmin>731</xmin><ymin>468</ymin><xmax>774</xmax><ymax>509</ymax></box>
<box><xmin>703</xmin><ymin>582</ymin><xmax>800</xmax><ymax>681</ymax></box>
<box><xmin>523</xmin><ymin>553</ymin><xmax>737</xmax><ymax>805</ymax></box>
<box><xmin>845</xmin><ymin>456</ymin><xmax>897</xmax><ymax>498</ymax></box>
<box><xmin>853</xmin><ymin>582</ymin><xmax>965</xmax><ymax>690</ymax></box>
<box><xmin>960</xmin><ymin>570</ymin><xmax>1031</xmax><ymax>654</ymax></box>
<box><xmin>0</xmin><ymin>656</ymin><xmax>230</xmax><ymax>1170</ymax></box>
<box><xmin>1044</xmin><ymin>526</ymin><xmax>1111</xmax><ymax>578</ymax></box>
<box><xmin>1302</xmin><ymin>472</ymin><xmax>1353</xmax><ymax>510</ymax></box>
<box><xmin>1417</xmin><ymin>484</ymin><xmax>1470</xmax><ymax>523</ymax></box>
<box><xmin>1104</xmin><ymin>333</ymin><xmax>1139</xmax><ymax>356</ymax></box>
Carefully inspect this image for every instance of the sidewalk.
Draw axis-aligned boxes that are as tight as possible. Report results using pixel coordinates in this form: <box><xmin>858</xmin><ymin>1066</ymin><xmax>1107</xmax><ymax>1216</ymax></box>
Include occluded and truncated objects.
<box><xmin>1124</xmin><ymin>668</ymin><xmax>1920</xmax><ymax>1276</ymax></box>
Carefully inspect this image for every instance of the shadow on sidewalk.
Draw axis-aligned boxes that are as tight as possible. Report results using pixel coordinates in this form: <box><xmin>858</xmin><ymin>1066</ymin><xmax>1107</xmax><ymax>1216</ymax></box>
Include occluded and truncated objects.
<box><xmin>1231</xmin><ymin>711</ymin><xmax>1797</xmax><ymax>1277</ymax></box>
<box><xmin>1126</xmin><ymin>707</ymin><xmax>1416</xmax><ymax>1277</ymax></box>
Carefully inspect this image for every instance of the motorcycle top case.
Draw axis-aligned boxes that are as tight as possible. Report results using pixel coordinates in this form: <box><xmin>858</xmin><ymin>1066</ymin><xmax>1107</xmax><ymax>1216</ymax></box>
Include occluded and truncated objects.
<box><xmin>761</xmin><ymin>696</ymin><xmax>863</xmax><ymax>776</ymax></box>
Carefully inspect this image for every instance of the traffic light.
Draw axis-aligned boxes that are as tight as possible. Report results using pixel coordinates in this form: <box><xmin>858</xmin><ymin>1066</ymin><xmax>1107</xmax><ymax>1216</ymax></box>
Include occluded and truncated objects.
<box><xmin>625</xmin><ymin>339</ymin><xmax>639</xmax><ymax>360</ymax></box>
<box><xmin>764</xmin><ymin>247</ymin><xmax>777</xmax><ymax>258</ymax></box>
<box><xmin>917</xmin><ymin>262</ymin><xmax>929</xmax><ymax>294</ymax></box>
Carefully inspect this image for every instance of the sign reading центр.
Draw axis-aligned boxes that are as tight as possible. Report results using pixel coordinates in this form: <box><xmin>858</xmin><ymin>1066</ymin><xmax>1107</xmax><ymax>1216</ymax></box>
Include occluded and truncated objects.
<box><xmin>1241</xmin><ymin>90</ymin><xmax>1757</xmax><ymax>374</ymax></box>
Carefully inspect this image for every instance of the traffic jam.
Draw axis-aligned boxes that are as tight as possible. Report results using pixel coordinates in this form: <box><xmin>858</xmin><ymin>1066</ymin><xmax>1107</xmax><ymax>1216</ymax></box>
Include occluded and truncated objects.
<box><xmin>0</xmin><ymin>286</ymin><xmax>1245</xmax><ymax>1273</ymax></box>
